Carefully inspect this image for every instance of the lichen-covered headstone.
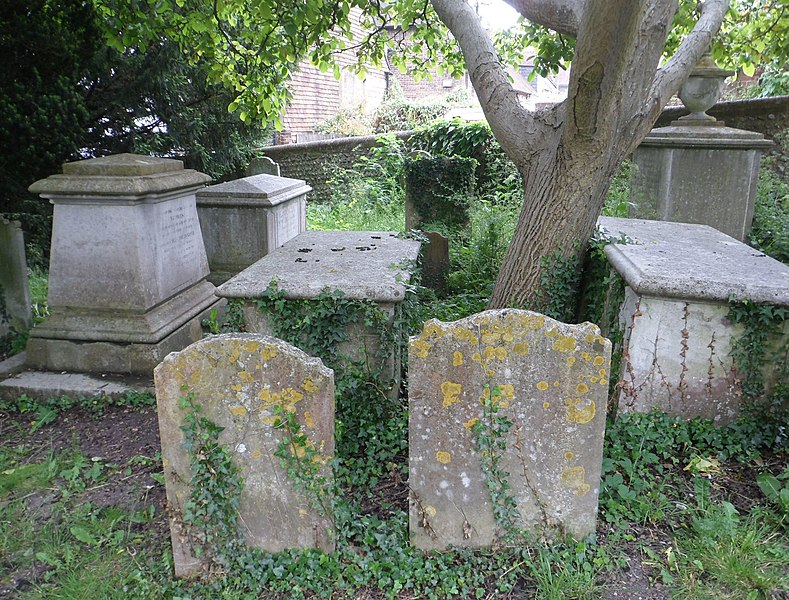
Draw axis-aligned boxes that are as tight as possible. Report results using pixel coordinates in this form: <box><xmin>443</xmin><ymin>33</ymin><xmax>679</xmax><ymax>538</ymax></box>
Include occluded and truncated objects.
<box><xmin>154</xmin><ymin>334</ymin><xmax>334</xmax><ymax>577</ymax></box>
<box><xmin>409</xmin><ymin>310</ymin><xmax>611</xmax><ymax>549</ymax></box>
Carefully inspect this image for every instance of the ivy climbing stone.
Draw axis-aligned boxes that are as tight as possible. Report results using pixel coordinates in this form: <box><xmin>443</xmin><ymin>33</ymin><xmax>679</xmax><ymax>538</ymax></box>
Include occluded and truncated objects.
<box><xmin>154</xmin><ymin>333</ymin><xmax>335</xmax><ymax>577</ymax></box>
<box><xmin>408</xmin><ymin>310</ymin><xmax>611</xmax><ymax>549</ymax></box>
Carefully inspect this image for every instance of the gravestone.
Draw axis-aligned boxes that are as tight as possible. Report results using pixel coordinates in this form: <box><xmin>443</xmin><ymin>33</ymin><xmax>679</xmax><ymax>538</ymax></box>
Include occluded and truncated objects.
<box><xmin>600</xmin><ymin>216</ymin><xmax>789</xmax><ymax>422</ymax></box>
<box><xmin>0</xmin><ymin>217</ymin><xmax>32</xmax><ymax>340</ymax></box>
<box><xmin>421</xmin><ymin>231</ymin><xmax>450</xmax><ymax>292</ymax></box>
<box><xmin>247</xmin><ymin>156</ymin><xmax>281</xmax><ymax>177</ymax></box>
<box><xmin>196</xmin><ymin>173</ymin><xmax>310</xmax><ymax>284</ymax></box>
<box><xmin>409</xmin><ymin>310</ymin><xmax>611</xmax><ymax>549</ymax></box>
<box><xmin>405</xmin><ymin>156</ymin><xmax>475</xmax><ymax>231</ymax></box>
<box><xmin>154</xmin><ymin>333</ymin><xmax>335</xmax><ymax>577</ymax></box>
<box><xmin>26</xmin><ymin>154</ymin><xmax>218</xmax><ymax>374</ymax></box>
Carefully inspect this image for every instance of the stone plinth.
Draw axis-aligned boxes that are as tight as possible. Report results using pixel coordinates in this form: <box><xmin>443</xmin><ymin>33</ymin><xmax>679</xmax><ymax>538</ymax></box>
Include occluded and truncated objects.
<box><xmin>629</xmin><ymin>121</ymin><xmax>772</xmax><ymax>241</ymax></box>
<box><xmin>600</xmin><ymin>217</ymin><xmax>789</xmax><ymax>423</ymax></box>
<box><xmin>26</xmin><ymin>153</ymin><xmax>217</xmax><ymax>374</ymax></box>
<box><xmin>196</xmin><ymin>174</ymin><xmax>309</xmax><ymax>284</ymax></box>
<box><xmin>409</xmin><ymin>310</ymin><xmax>611</xmax><ymax>549</ymax></box>
<box><xmin>154</xmin><ymin>334</ymin><xmax>335</xmax><ymax>577</ymax></box>
<box><xmin>0</xmin><ymin>217</ymin><xmax>32</xmax><ymax>339</ymax></box>
<box><xmin>217</xmin><ymin>231</ymin><xmax>420</xmax><ymax>395</ymax></box>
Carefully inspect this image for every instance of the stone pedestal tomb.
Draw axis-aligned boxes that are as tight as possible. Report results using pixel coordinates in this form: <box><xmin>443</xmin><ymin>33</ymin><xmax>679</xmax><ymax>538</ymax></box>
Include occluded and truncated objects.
<box><xmin>600</xmin><ymin>217</ymin><xmax>789</xmax><ymax>423</ymax></box>
<box><xmin>196</xmin><ymin>173</ymin><xmax>309</xmax><ymax>284</ymax></box>
<box><xmin>629</xmin><ymin>119</ymin><xmax>772</xmax><ymax>241</ymax></box>
<box><xmin>26</xmin><ymin>153</ymin><xmax>218</xmax><ymax>374</ymax></box>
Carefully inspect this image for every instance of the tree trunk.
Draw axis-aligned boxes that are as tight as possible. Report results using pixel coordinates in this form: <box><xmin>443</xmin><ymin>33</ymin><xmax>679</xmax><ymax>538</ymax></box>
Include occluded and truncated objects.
<box><xmin>488</xmin><ymin>142</ymin><xmax>614</xmax><ymax>309</ymax></box>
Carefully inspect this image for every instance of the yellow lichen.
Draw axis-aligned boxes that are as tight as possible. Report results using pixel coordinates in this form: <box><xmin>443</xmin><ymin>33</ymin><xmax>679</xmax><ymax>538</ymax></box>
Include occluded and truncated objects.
<box><xmin>422</xmin><ymin>321</ymin><xmax>447</xmax><ymax>339</ymax></box>
<box><xmin>543</xmin><ymin>401</ymin><xmax>551</xmax><ymax>408</ymax></box>
<box><xmin>593</xmin><ymin>355</ymin><xmax>605</xmax><ymax>367</ymax></box>
<box><xmin>229</xmin><ymin>405</ymin><xmax>248</xmax><ymax>417</ymax></box>
<box><xmin>260</xmin><ymin>344</ymin><xmax>279</xmax><ymax>361</ymax></box>
<box><xmin>452</xmin><ymin>328</ymin><xmax>479</xmax><ymax>345</ymax></box>
<box><xmin>561</xmin><ymin>466</ymin><xmax>591</xmax><ymax>496</ymax></box>
<box><xmin>536</xmin><ymin>381</ymin><xmax>550</xmax><ymax>391</ymax></box>
<box><xmin>565</xmin><ymin>398</ymin><xmax>596</xmax><ymax>424</ymax></box>
<box><xmin>410</xmin><ymin>338</ymin><xmax>432</xmax><ymax>359</ymax></box>
<box><xmin>441</xmin><ymin>381</ymin><xmax>463</xmax><ymax>407</ymax></box>
<box><xmin>581</xmin><ymin>352</ymin><xmax>592</xmax><ymax>361</ymax></box>
<box><xmin>553</xmin><ymin>335</ymin><xmax>576</xmax><ymax>353</ymax></box>
<box><xmin>453</xmin><ymin>351</ymin><xmax>464</xmax><ymax>366</ymax></box>
<box><xmin>471</xmin><ymin>352</ymin><xmax>482</xmax><ymax>362</ymax></box>
<box><xmin>576</xmin><ymin>383</ymin><xmax>589</xmax><ymax>395</ymax></box>
<box><xmin>436</xmin><ymin>451</ymin><xmax>452</xmax><ymax>464</ymax></box>
<box><xmin>251</xmin><ymin>449</ymin><xmax>263</xmax><ymax>460</ymax></box>
<box><xmin>482</xmin><ymin>346</ymin><xmax>508</xmax><ymax>362</ymax></box>
<box><xmin>238</xmin><ymin>370</ymin><xmax>254</xmax><ymax>384</ymax></box>
<box><xmin>564</xmin><ymin>451</ymin><xmax>575</xmax><ymax>461</ymax></box>
<box><xmin>302</xmin><ymin>377</ymin><xmax>319</xmax><ymax>394</ymax></box>
<box><xmin>513</xmin><ymin>342</ymin><xmax>529</xmax><ymax>356</ymax></box>
<box><xmin>463</xmin><ymin>417</ymin><xmax>479</xmax><ymax>430</ymax></box>
<box><xmin>545</xmin><ymin>327</ymin><xmax>558</xmax><ymax>338</ymax></box>
<box><xmin>567</xmin><ymin>356</ymin><xmax>576</xmax><ymax>367</ymax></box>
<box><xmin>304</xmin><ymin>411</ymin><xmax>315</xmax><ymax>428</ymax></box>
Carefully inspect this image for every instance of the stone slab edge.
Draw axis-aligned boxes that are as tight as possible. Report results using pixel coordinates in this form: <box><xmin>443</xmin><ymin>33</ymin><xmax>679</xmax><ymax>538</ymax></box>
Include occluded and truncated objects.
<box><xmin>599</xmin><ymin>217</ymin><xmax>789</xmax><ymax>305</ymax></box>
<box><xmin>0</xmin><ymin>368</ymin><xmax>153</xmax><ymax>403</ymax></box>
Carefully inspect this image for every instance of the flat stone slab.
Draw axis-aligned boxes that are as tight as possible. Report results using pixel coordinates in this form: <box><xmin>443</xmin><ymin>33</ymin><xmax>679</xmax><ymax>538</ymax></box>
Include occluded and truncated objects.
<box><xmin>217</xmin><ymin>231</ymin><xmax>421</xmax><ymax>303</ymax></box>
<box><xmin>409</xmin><ymin>310</ymin><xmax>611</xmax><ymax>549</ymax></box>
<box><xmin>197</xmin><ymin>174</ymin><xmax>311</xmax><ymax>207</ymax></box>
<box><xmin>0</xmin><ymin>368</ymin><xmax>153</xmax><ymax>403</ymax></box>
<box><xmin>599</xmin><ymin>217</ymin><xmax>789</xmax><ymax>305</ymax></box>
<box><xmin>154</xmin><ymin>334</ymin><xmax>335</xmax><ymax>577</ymax></box>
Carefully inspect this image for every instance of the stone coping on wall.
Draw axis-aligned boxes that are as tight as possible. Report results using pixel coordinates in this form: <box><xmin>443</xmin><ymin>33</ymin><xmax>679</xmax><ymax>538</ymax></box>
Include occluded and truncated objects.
<box><xmin>217</xmin><ymin>231</ymin><xmax>421</xmax><ymax>303</ymax></box>
<box><xmin>196</xmin><ymin>173</ymin><xmax>311</xmax><ymax>207</ymax></box>
<box><xmin>599</xmin><ymin>217</ymin><xmax>789</xmax><ymax>305</ymax></box>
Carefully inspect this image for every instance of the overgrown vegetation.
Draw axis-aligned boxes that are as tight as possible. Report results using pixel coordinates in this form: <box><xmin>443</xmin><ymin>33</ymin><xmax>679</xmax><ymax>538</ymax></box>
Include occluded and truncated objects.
<box><xmin>3</xmin><ymin>117</ymin><xmax>788</xmax><ymax>598</ymax></box>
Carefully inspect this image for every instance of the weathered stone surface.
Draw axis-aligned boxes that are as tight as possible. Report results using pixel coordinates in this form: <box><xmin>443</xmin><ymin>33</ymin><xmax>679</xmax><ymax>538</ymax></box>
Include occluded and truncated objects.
<box><xmin>409</xmin><ymin>310</ymin><xmax>611</xmax><ymax>549</ymax></box>
<box><xmin>218</xmin><ymin>231</ymin><xmax>420</xmax><ymax>302</ymax></box>
<box><xmin>629</xmin><ymin>123</ymin><xmax>772</xmax><ymax>241</ymax></box>
<box><xmin>154</xmin><ymin>334</ymin><xmax>335</xmax><ymax>577</ymax></box>
<box><xmin>421</xmin><ymin>231</ymin><xmax>450</xmax><ymax>292</ymax></box>
<box><xmin>599</xmin><ymin>217</ymin><xmax>789</xmax><ymax>422</ymax></box>
<box><xmin>196</xmin><ymin>174</ymin><xmax>309</xmax><ymax>284</ymax></box>
<box><xmin>600</xmin><ymin>217</ymin><xmax>789</xmax><ymax>305</ymax></box>
<box><xmin>26</xmin><ymin>154</ymin><xmax>217</xmax><ymax>374</ymax></box>
<box><xmin>218</xmin><ymin>231</ymin><xmax>420</xmax><ymax>398</ymax></box>
<box><xmin>0</xmin><ymin>217</ymin><xmax>32</xmax><ymax>337</ymax></box>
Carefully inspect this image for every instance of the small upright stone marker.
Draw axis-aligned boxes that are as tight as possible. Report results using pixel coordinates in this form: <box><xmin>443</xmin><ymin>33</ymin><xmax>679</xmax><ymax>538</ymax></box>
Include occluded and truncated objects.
<box><xmin>409</xmin><ymin>310</ymin><xmax>611</xmax><ymax>549</ymax></box>
<box><xmin>0</xmin><ymin>217</ymin><xmax>32</xmax><ymax>339</ymax></box>
<box><xmin>154</xmin><ymin>333</ymin><xmax>335</xmax><ymax>577</ymax></box>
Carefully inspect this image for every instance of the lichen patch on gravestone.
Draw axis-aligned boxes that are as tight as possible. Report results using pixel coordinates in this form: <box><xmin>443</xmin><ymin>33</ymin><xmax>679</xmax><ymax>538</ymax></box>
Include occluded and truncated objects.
<box><xmin>408</xmin><ymin>310</ymin><xmax>611</xmax><ymax>550</ymax></box>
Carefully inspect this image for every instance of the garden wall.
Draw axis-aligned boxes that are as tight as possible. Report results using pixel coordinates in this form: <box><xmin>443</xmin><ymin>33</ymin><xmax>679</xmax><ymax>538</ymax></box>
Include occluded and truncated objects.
<box><xmin>251</xmin><ymin>132</ymin><xmax>412</xmax><ymax>203</ymax></box>
<box><xmin>252</xmin><ymin>96</ymin><xmax>788</xmax><ymax>204</ymax></box>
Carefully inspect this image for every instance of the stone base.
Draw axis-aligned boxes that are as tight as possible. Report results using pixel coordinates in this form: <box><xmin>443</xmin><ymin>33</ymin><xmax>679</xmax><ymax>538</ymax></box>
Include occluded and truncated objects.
<box><xmin>25</xmin><ymin>302</ymin><xmax>219</xmax><ymax>375</ymax></box>
<box><xmin>30</xmin><ymin>280</ymin><xmax>217</xmax><ymax>343</ymax></box>
<box><xmin>0</xmin><ymin>368</ymin><xmax>153</xmax><ymax>403</ymax></box>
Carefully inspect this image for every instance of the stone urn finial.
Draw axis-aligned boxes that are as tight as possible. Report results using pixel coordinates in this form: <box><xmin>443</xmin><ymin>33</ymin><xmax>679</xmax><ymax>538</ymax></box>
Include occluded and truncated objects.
<box><xmin>677</xmin><ymin>52</ymin><xmax>734</xmax><ymax>123</ymax></box>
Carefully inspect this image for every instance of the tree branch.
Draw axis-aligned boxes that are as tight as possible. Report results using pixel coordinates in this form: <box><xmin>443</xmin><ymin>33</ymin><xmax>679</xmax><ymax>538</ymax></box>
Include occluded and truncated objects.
<box><xmin>430</xmin><ymin>0</ymin><xmax>536</xmax><ymax>166</ymax></box>
<box><xmin>503</xmin><ymin>0</ymin><xmax>584</xmax><ymax>35</ymax></box>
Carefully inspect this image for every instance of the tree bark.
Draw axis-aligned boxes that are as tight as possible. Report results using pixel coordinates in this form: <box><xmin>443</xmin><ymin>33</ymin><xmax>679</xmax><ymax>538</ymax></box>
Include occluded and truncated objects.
<box><xmin>432</xmin><ymin>0</ymin><xmax>728</xmax><ymax>311</ymax></box>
